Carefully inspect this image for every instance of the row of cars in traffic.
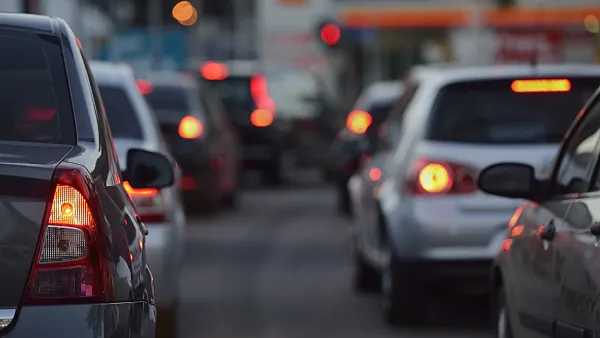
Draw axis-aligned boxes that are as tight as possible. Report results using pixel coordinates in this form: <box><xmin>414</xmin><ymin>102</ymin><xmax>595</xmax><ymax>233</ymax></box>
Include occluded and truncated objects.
<box><xmin>332</xmin><ymin>63</ymin><xmax>600</xmax><ymax>337</ymax></box>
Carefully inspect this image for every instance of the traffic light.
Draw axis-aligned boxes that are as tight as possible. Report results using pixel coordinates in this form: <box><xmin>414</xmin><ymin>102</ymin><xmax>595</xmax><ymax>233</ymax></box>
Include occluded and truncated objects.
<box><xmin>316</xmin><ymin>20</ymin><xmax>342</xmax><ymax>48</ymax></box>
<box><xmin>321</xmin><ymin>23</ymin><xmax>341</xmax><ymax>46</ymax></box>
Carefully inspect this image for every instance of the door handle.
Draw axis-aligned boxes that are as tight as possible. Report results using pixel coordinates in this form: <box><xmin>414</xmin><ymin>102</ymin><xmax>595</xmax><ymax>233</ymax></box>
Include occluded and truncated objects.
<box><xmin>540</xmin><ymin>219</ymin><xmax>556</xmax><ymax>241</ymax></box>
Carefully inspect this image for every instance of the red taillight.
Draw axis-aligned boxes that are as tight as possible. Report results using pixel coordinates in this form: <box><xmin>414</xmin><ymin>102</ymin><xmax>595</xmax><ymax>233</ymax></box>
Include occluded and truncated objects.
<box><xmin>405</xmin><ymin>158</ymin><xmax>478</xmax><ymax>196</ymax></box>
<box><xmin>201</xmin><ymin>61</ymin><xmax>229</xmax><ymax>80</ymax></box>
<box><xmin>123</xmin><ymin>181</ymin><xmax>167</xmax><ymax>223</ymax></box>
<box><xmin>250</xmin><ymin>109</ymin><xmax>273</xmax><ymax>127</ymax></box>
<box><xmin>346</xmin><ymin>110</ymin><xmax>372</xmax><ymax>134</ymax></box>
<box><xmin>511</xmin><ymin>79</ymin><xmax>571</xmax><ymax>93</ymax></box>
<box><xmin>178</xmin><ymin>115</ymin><xmax>203</xmax><ymax>139</ymax></box>
<box><xmin>136</xmin><ymin>79</ymin><xmax>153</xmax><ymax>95</ymax></box>
<box><xmin>25</xmin><ymin>164</ymin><xmax>111</xmax><ymax>304</ymax></box>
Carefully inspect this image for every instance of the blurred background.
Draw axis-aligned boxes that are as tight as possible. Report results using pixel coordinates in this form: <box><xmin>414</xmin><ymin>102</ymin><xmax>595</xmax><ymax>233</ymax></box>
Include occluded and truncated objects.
<box><xmin>8</xmin><ymin>0</ymin><xmax>600</xmax><ymax>337</ymax></box>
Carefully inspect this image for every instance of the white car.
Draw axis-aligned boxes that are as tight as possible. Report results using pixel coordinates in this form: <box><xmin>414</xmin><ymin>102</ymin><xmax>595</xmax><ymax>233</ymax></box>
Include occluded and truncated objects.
<box><xmin>91</xmin><ymin>61</ymin><xmax>186</xmax><ymax>337</ymax></box>
<box><xmin>348</xmin><ymin>63</ymin><xmax>600</xmax><ymax>327</ymax></box>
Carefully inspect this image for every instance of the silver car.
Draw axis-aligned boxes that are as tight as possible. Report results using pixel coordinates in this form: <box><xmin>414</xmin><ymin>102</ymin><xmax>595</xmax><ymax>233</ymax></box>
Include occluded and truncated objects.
<box><xmin>349</xmin><ymin>64</ymin><xmax>600</xmax><ymax>327</ymax></box>
<box><xmin>91</xmin><ymin>61</ymin><xmax>186</xmax><ymax>337</ymax></box>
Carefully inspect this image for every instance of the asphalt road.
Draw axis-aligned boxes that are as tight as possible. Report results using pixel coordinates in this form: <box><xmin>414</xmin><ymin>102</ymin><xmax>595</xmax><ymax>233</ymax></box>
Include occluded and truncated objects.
<box><xmin>178</xmin><ymin>187</ymin><xmax>494</xmax><ymax>338</ymax></box>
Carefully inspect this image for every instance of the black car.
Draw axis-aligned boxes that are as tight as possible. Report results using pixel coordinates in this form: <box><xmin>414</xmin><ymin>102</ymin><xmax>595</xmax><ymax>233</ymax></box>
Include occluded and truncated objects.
<box><xmin>198</xmin><ymin>63</ymin><xmax>288</xmax><ymax>185</ymax></box>
<box><xmin>139</xmin><ymin>72</ymin><xmax>240</xmax><ymax>213</ymax></box>
<box><xmin>0</xmin><ymin>13</ymin><xmax>175</xmax><ymax>337</ymax></box>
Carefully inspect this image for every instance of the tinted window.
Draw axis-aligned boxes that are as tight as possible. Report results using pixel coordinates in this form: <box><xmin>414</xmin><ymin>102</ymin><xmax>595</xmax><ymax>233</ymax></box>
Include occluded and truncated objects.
<box><xmin>0</xmin><ymin>32</ymin><xmax>75</xmax><ymax>144</ymax></box>
<box><xmin>144</xmin><ymin>85</ymin><xmax>191</xmax><ymax>116</ymax></box>
<box><xmin>97</xmin><ymin>86</ymin><xmax>143</xmax><ymax>139</ymax></box>
<box><xmin>367</xmin><ymin>100</ymin><xmax>396</xmax><ymax>126</ymax></box>
<box><xmin>205</xmin><ymin>76</ymin><xmax>253</xmax><ymax>110</ymax></box>
<box><xmin>426</xmin><ymin>78</ymin><xmax>599</xmax><ymax>144</ymax></box>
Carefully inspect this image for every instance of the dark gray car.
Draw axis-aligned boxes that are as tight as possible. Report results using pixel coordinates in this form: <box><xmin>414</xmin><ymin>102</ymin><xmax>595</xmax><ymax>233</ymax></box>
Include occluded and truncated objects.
<box><xmin>0</xmin><ymin>13</ymin><xmax>175</xmax><ymax>337</ymax></box>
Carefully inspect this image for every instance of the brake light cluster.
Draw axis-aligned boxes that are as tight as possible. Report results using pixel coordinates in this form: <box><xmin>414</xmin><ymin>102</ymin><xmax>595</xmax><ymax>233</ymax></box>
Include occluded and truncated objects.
<box><xmin>178</xmin><ymin>115</ymin><xmax>203</xmax><ymax>139</ymax></box>
<box><xmin>250</xmin><ymin>74</ymin><xmax>275</xmax><ymax>127</ymax></box>
<box><xmin>123</xmin><ymin>181</ymin><xmax>167</xmax><ymax>223</ymax></box>
<box><xmin>25</xmin><ymin>164</ymin><xmax>111</xmax><ymax>304</ymax></box>
<box><xmin>405</xmin><ymin>158</ymin><xmax>478</xmax><ymax>196</ymax></box>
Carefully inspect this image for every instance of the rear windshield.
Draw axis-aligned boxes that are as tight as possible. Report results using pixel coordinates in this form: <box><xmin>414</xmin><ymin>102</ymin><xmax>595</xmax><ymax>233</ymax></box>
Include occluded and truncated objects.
<box><xmin>426</xmin><ymin>78</ymin><xmax>600</xmax><ymax>144</ymax></box>
<box><xmin>144</xmin><ymin>84</ymin><xmax>192</xmax><ymax>122</ymax></box>
<box><xmin>0</xmin><ymin>32</ymin><xmax>75</xmax><ymax>144</ymax></box>
<box><xmin>366</xmin><ymin>99</ymin><xmax>397</xmax><ymax>126</ymax></box>
<box><xmin>204</xmin><ymin>76</ymin><xmax>253</xmax><ymax>110</ymax></box>
<box><xmin>97</xmin><ymin>85</ymin><xmax>143</xmax><ymax>139</ymax></box>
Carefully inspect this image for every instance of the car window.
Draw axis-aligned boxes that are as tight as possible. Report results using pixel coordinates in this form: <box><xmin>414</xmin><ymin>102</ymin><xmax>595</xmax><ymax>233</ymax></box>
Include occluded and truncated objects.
<box><xmin>556</xmin><ymin>101</ymin><xmax>600</xmax><ymax>195</ymax></box>
<box><xmin>426</xmin><ymin>78</ymin><xmax>598</xmax><ymax>144</ymax></box>
<box><xmin>98</xmin><ymin>85</ymin><xmax>144</xmax><ymax>139</ymax></box>
<box><xmin>144</xmin><ymin>84</ymin><xmax>193</xmax><ymax>124</ymax></box>
<box><xmin>383</xmin><ymin>84</ymin><xmax>418</xmax><ymax>145</ymax></box>
<box><xmin>200</xmin><ymin>85</ymin><xmax>225</xmax><ymax>126</ymax></box>
<box><xmin>0</xmin><ymin>32</ymin><xmax>75</xmax><ymax>144</ymax></box>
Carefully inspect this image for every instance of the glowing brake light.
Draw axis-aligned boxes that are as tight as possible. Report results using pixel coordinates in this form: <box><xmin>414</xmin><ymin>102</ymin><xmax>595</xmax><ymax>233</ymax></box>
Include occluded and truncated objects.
<box><xmin>136</xmin><ymin>79</ymin><xmax>153</xmax><ymax>95</ymax></box>
<box><xmin>201</xmin><ymin>61</ymin><xmax>229</xmax><ymax>80</ymax></box>
<box><xmin>346</xmin><ymin>110</ymin><xmax>372</xmax><ymax>134</ymax></box>
<box><xmin>123</xmin><ymin>181</ymin><xmax>158</xmax><ymax>198</ymax></box>
<box><xmin>25</xmin><ymin>164</ymin><xmax>111</xmax><ymax>304</ymax></box>
<box><xmin>250</xmin><ymin>109</ymin><xmax>273</xmax><ymax>127</ymax></box>
<box><xmin>418</xmin><ymin>164</ymin><xmax>452</xmax><ymax>193</ymax></box>
<box><xmin>511</xmin><ymin>79</ymin><xmax>571</xmax><ymax>93</ymax></box>
<box><xmin>178</xmin><ymin>116</ymin><xmax>203</xmax><ymax>139</ymax></box>
<box><xmin>406</xmin><ymin>158</ymin><xmax>478</xmax><ymax>196</ymax></box>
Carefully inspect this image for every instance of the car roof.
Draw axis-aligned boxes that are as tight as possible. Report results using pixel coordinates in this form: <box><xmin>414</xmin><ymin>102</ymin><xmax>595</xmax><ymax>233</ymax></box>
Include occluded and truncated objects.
<box><xmin>90</xmin><ymin>61</ymin><xmax>135</xmax><ymax>86</ymax></box>
<box><xmin>0</xmin><ymin>13</ymin><xmax>55</xmax><ymax>33</ymax></box>
<box><xmin>409</xmin><ymin>63</ymin><xmax>600</xmax><ymax>86</ymax></box>
<box><xmin>138</xmin><ymin>70</ymin><xmax>198</xmax><ymax>89</ymax></box>
<box><xmin>354</xmin><ymin>81</ymin><xmax>404</xmax><ymax>110</ymax></box>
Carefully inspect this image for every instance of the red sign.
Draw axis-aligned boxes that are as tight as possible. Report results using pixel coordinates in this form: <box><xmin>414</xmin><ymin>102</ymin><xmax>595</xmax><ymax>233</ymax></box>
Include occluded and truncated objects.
<box><xmin>496</xmin><ymin>31</ymin><xmax>562</xmax><ymax>63</ymax></box>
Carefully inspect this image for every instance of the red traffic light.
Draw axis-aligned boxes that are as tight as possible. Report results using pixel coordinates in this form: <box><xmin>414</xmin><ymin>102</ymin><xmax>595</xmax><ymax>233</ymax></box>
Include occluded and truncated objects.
<box><xmin>320</xmin><ymin>23</ymin><xmax>341</xmax><ymax>46</ymax></box>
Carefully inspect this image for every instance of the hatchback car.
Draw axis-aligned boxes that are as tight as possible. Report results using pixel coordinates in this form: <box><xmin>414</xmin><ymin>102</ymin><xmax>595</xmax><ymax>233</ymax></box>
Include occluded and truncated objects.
<box><xmin>332</xmin><ymin>81</ymin><xmax>403</xmax><ymax>214</ymax></box>
<box><xmin>91</xmin><ymin>61</ymin><xmax>186</xmax><ymax>337</ymax></box>
<box><xmin>348</xmin><ymin>64</ymin><xmax>600</xmax><ymax>326</ymax></box>
<box><xmin>138</xmin><ymin>72</ymin><xmax>239</xmax><ymax>213</ymax></box>
<box><xmin>0</xmin><ymin>13</ymin><xmax>175</xmax><ymax>337</ymax></box>
<box><xmin>478</xmin><ymin>78</ymin><xmax>600</xmax><ymax>338</ymax></box>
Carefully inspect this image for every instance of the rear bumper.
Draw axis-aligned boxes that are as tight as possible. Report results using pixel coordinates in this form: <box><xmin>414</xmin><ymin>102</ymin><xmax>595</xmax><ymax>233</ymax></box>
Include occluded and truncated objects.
<box><xmin>4</xmin><ymin>302</ymin><xmax>155</xmax><ymax>337</ymax></box>
<box><xmin>145</xmin><ymin>223</ymin><xmax>181</xmax><ymax>307</ymax></box>
<box><xmin>386</xmin><ymin>198</ymin><xmax>511</xmax><ymax>263</ymax></box>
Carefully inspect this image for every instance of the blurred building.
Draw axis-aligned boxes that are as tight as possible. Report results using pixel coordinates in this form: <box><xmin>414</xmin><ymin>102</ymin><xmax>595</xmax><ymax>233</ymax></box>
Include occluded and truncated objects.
<box><xmin>333</xmin><ymin>0</ymin><xmax>600</xmax><ymax>83</ymax></box>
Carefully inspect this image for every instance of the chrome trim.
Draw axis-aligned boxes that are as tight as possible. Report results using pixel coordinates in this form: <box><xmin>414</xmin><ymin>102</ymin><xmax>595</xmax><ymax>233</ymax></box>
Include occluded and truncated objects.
<box><xmin>0</xmin><ymin>309</ymin><xmax>16</xmax><ymax>329</ymax></box>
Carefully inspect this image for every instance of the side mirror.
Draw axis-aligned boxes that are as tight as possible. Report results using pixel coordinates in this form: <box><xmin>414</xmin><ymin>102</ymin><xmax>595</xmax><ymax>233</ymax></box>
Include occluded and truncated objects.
<box><xmin>126</xmin><ymin>149</ymin><xmax>175</xmax><ymax>189</ymax></box>
<box><xmin>477</xmin><ymin>163</ymin><xmax>537</xmax><ymax>200</ymax></box>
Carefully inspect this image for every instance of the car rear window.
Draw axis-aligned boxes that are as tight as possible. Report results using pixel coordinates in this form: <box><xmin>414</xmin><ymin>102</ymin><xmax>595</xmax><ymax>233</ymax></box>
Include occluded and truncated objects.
<box><xmin>204</xmin><ymin>76</ymin><xmax>253</xmax><ymax>110</ymax></box>
<box><xmin>144</xmin><ymin>84</ymin><xmax>192</xmax><ymax>123</ymax></box>
<box><xmin>97</xmin><ymin>85</ymin><xmax>143</xmax><ymax>139</ymax></box>
<box><xmin>426</xmin><ymin>78</ymin><xmax>600</xmax><ymax>144</ymax></box>
<box><xmin>0</xmin><ymin>31</ymin><xmax>75</xmax><ymax>144</ymax></box>
<box><xmin>366</xmin><ymin>99</ymin><xmax>397</xmax><ymax>126</ymax></box>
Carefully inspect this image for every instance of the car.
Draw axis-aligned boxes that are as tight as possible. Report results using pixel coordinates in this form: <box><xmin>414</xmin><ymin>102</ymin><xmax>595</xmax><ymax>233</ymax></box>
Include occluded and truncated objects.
<box><xmin>332</xmin><ymin>81</ymin><xmax>404</xmax><ymax>215</ymax></box>
<box><xmin>137</xmin><ymin>71</ymin><xmax>239</xmax><ymax>213</ymax></box>
<box><xmin>0</xmin><ymin>13</ymin><xmax>176</xmax><ymax>337</ymax></box>
<box><xmin>196</xmin><ymin>60</ymin><xmax>291</xmax><ymax>186</ymax></box>
<box><xmin>91</xmin><ymin>61</ymin><xmax>186</xmax><ymax>338</ymax></box>
<box><xmin>478</xmin><ymin>80</ymin><xmax>600</xmax><ymax>338</ymax></box>
<box><xmin>348</xmin><ymin>63</ymin><xmax>600</xmax><ymax>327</ymax></box>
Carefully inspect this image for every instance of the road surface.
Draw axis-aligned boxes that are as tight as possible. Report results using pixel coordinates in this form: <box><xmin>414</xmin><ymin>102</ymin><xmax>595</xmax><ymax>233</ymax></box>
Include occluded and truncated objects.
<box><xmin>177</xmin><ymin>187</ymin><xmax>493</xmax><ymax>338</ymax></box>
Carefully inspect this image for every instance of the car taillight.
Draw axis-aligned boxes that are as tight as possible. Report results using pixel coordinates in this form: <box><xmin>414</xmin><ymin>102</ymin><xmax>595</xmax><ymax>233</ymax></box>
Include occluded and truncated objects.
<box><xmin>178</xmin><ymin>115</ymin><xmax>203</xmax><ymax>139</ymax></box>
<box><xmin>346</xmin><ymin>110</ymin><xmax>372</xmax><ymax>134</ymax></box>
<box><xmin>123</xmin><ymin>181</ymin><xmax>167</xmax><ymax>223</ymax></box>
<box><xmin>24</xmin><ymin>164</ymin><xmax>111</xmax><ymax>304</ymax></box>
<box><xmin>405</xmin><ymin>158</ymin><xmax>478</xmax><ymax>196</ymax></box>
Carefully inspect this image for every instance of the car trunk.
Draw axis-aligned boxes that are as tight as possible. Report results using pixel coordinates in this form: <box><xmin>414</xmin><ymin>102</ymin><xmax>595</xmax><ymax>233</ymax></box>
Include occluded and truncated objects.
<box><xmin>0</xmin><ymin>143</ymin><xmax>73</xmax><ymax>308</ymax></box>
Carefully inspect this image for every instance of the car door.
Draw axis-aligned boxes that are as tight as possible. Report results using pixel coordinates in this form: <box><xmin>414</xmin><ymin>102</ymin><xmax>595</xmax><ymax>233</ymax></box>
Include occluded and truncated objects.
<box><xmin>550</xmin><ymin>96</ymin><xmax>600</xmax><ymax>337</ymax></box>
